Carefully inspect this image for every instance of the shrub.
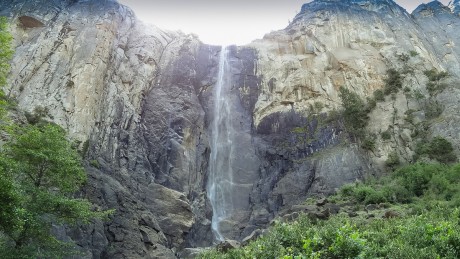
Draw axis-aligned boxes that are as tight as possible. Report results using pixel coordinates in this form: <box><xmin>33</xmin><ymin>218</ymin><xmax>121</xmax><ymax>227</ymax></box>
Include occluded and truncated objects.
<box><xmin>361</xmin><ymin>137</ymin><xmax>375</xmax><ymax>151</ymax></box>
<box><xmin>313</xmin><ymin>101</ymin><xmax>324</xmax><ymax>112</ymax></box>
<box><xmin>90</xmin><ymin>159</ymin><xmax>100</xmax><ymax>168</ymax></box>
<box><xmin>366</xmin><ymin>97</ymin><xmax>376</xmax><ymax>112</ymax></box>
<box><xmin>340</xmin><ymin>162</ymin><xmax>460</xmax><ymax>206</ymax></box>
<box><xmin>424</xmin><ymin>100</ymin><xmax>444</xmax><ymax>119</ymax></box>
<box><xmin>415</xmin><ymin>137</ymin><xmax>456</xmax><ymax>164</ymax></box>
<box><xmin>81</xmin><ymin>139</ymin><xmax>90</xmax><ymax>157</ymax></box>
<box><xmin>0</xmin><ymin>17</ymin><xmax>13</xmax><ymax>87</ymax></box>
<box><xmin>24</xmin><ymin>106</ymin><xmax>49</xmax><ymax>124</ymax></box>
<box><xmin>373</xmin><ymin>89</ymin><xmax>385</xmax><ymax>101</ymax></box>
<box><xmin>398</xmin><ymin>53</ymin><xmax>410</xmax><ymax>62</ymax></box>
<box><xmin>381</xmin><ymin>130</ymin><xmax>391</xmax><ymax>140</ymax></box>
<box><xmin>384</xmin><ymin>69</ymin><xmax>403</xmax><ymax>94</ymax></box>
<box><xmin>353</xmin><ymin>185</ymin><xmax>377</xmax><ymax>202</ymax></box>
<box><xmin>394</xmin><ymin>163</ymin><xmax>440</xmax><ymax>196</ymax></box>
<box><xmin>339</xmin><ymin>87</ymin><xmax>369</xmax><ymax>139</ymax></box>
<box><xmin>381</xmin><ymin>182</ymin><xmax>412</xmax><ymax>203</ymax></box>
<box><xmin>424</xmin><ymin>69</ymin><xmax>449</xmax><ymax>95</ymax></box>
<box><xmin>340</xmin><ymin>183</ymin><xmax>356</xmax><ymax>197</ymax></box>
<box><xmin>200</xmin><ymin>208</ymin><xmax>460</xmax><ymax>259</ymax></box>
<box><xmin>414</xmin><ymin>90</ymin><xmax>425</xmax><ymax>100</ymax></box>
<box><xmin>424</xmin><ymin>69</ymin><xmax>448</xmax><ymax>82</ymax></box>
<box><xmin>363</xmin><ymin>190</ymin><xmax>387</xmax><ymax>204</ymax></box>
<box><xmin>385</xmin><ymin>151</ymin><xmax>400</xmax><ymax>170</ymax></box>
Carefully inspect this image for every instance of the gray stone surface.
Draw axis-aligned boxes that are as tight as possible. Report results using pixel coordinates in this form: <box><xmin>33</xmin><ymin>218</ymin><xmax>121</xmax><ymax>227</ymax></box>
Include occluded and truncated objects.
<box><xmin>2</xmin><ymin>0</ymin><xmax>216</xmax><ymax>257</ymax></box>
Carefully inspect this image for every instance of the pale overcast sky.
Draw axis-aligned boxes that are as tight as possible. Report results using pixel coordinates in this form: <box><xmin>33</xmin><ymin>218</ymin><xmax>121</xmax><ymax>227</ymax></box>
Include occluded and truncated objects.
<box><xmin>117</xmin><ymin>0</ymin><xmax>452</xmax><ymax>45</ymax></box>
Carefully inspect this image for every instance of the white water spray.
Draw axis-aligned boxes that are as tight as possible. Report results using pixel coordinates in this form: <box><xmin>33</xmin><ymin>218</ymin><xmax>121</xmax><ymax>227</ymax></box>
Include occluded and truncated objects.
<box><xmin>206</xmin><ymin>46</ymin><xmax>260</xmax><ymax>242</ymax></box>
<box><xmin>207</xmin><ymin>46</ymin><xmax>234</xmax><ymax>241</ymax></box>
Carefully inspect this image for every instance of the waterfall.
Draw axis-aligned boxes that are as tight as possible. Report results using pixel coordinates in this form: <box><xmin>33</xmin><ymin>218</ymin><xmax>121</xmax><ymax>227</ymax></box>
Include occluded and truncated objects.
<box><xmin>207</xmin><ymin>46</ymin><xmax>233</xmax><ymax>242</ymax></box>
<box><xmin>207</xmin><ymin>45</ymin><xmax>260</xmax><ymax>242</ymax></box>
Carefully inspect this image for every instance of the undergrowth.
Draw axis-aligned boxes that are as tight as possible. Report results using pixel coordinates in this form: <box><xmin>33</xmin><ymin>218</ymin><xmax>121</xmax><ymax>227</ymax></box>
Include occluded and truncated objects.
<box><xmin>199</xmin><ymin>162</ymin><xmax>460</xmax><ymax>259</ymax></box>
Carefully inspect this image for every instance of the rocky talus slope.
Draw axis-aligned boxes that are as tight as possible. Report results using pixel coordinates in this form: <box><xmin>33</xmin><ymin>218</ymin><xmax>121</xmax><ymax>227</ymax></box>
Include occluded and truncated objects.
<box><xmin>1</xmin><ymin>0</ymin><xmax>460</xmax><ymax>258</ymax></box>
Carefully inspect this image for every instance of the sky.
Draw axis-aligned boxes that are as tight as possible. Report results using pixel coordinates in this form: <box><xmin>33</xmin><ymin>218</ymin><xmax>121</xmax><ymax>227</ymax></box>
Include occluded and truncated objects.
<box><xmin>117</xmin><ymin>0</ymin><xmax>452</xmax><ymax>45</ymax></box>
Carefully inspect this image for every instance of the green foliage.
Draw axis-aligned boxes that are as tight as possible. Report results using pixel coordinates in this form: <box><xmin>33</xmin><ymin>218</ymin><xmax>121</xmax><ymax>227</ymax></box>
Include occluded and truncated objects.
<box><xmin>384</xmin><ymin>69</ymin><xmax>403</xmax><ymax>95</ymax></box>
<box><xmin>24</xmin><ymin>106</ymin><xmax>49</xmax><ymax>125</ymax></box>
<box><xmin>361</xmin><ymin>137</ymin><xmax>375</xmax><ymax>151</ymax></box>
<box><xmin>325</xmin><ymin>109</ymin><xmax>339</xmax><ymax>122</ymax></box>
<box><xmin>81</xmin><ymin>139</ymin><xmax>90</xmax><ymax>157</ymax></box>
<box><xmin>373</xmin><ymin>89</ymin><xmax>385</xmax><ymax>102</ymax></box>
<box><xmin>0</xmin><ymin>17</ymin><xmax>13</xmax><ymax>88</ymax></box>
<box><xmin>200</xmin><ymin>208</ymin><xmax>460</xmax><ymax>259</ymax></box>
<box><xmin>365</xmin><ymin>96</ymin><xmax>376</xmax><ymax>111</ymax></box>
<box><xmin>5</xmin><ymin>124</ymin><xmax>86</xmax><ymax>193</ymax></box>
<box><xmin>0</xmin><ymin>17</ymin><xmax>13</xmax><ymax>119</ymax></box>
<box><xmin>404</xmin><ymin>109</ymin><xmax>416</xmax><ymax>124</ymax></box>
<box><xmin>313</xmin><ymin>101</ymin><xmax>324</xmax><ymax>112</ymax></box>
<box><xmin>424</xmin><ymin>100</ymin><xmax>444</xmax><ymax>119</ymax></box>
<box><xmin>409</xmin><ymin>50</ymin><xmax>418</xmax><ymax>57</ymax></box>
<box><xmin>415</xmin><ymin>137</ymin><xmax>456</xmax><ymax>164</ymax></box>
<box><xmin>90</xmin><ymin>159</ymin><xmax>100</xmax><ymax>169</ymax></box>
<box><xmin>206</xmin><ymin>162</ymin><xmax>460</xmax><ymax>259</ymax></box>
<box><xmin>381</xmin><ymin>130</ymin><xmax>391</xmax><ymax>140</ymax></box>
<box><xmin>339</xmin><ymin>87</ymin><xmax>369</xmax><ymax>139</ymax></box>
<box><xmin>398</xmin><ymin>53</ymin><xmax>410</xmax><ymax>62</ymax></box>
<box><xmin>414</xmin><ymin>89</ymin><xmax>425</xmax><ymax>100</ymax></box>
<box><xmin>341</xmin><ymin>163</ymin><xmax>460</xmax><ymax>205</ymax></box>
<box><xmin>424</xmin><ymin>69</ymin><xmax>448</xmax><ymax>82</ymax></box>
<box><xmin>385</xmin><ymin>151</ymin><xmax>400</xmax><ymax>170</ymax></box>
<box><xmin>0</xmin><ymin>124</ymin><xmax>112</xmax><ymax>257</ymax></box>
<box><xmin>394</xmin><ymin>163</ymin><xmax>442</xmax><ymax>197</ymax></box>
<box><xmin>342</xmin><ymin>184</ymin><xmax>387</xmax><ymax>205</ymax></box>
<box><xmin>424</xmin><ymin>69</ymin><xmax>449</xmax><ymax>95</ymax></box>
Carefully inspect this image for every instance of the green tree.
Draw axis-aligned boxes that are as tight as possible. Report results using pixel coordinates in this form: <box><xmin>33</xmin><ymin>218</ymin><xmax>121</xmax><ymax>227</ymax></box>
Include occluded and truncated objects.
<box><xmin>0</xmin><ymin>124</ymin><xmax>112</xmax><ymax>258</ymax></box>
<box><xmin>339</xmin><ymin>87</ymin><xmax>369</xmax><ymax>139</ymax></box>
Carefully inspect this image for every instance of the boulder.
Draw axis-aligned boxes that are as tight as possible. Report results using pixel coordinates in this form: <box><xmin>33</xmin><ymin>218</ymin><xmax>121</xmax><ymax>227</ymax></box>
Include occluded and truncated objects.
<box><xmin>216</xmin><ymin>240</ymin><xmax>241</xmax><ymax>253</ymax></box>
<box><xmin>316</xmin><ymin>198</ymin><xmax>328</xmax><ymax>206</ymax></box>
<box><xmin>242</xmin><ymin>229</ymin><xmax>263</xmax><ymax>246</ymax></box>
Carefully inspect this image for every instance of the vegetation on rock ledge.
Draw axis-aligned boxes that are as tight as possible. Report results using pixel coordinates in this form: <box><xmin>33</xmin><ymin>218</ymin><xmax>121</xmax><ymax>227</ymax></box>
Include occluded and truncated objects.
<box><xmin>199</xmin><ymin>162</ymin><xmax>460</xmax><ymax>258</ymax></box>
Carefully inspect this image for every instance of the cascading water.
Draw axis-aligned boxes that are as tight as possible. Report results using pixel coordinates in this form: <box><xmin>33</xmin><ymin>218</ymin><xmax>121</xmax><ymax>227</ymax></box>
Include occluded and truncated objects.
<box><xmin>207</xmin><ymin>45</ymin><xmax>260</xmax><ymax>242</ymax></box>
<box><xmin>207</xmin><ymin>46</ymin><xmax>234</xmax><ymax>241</ymax></box>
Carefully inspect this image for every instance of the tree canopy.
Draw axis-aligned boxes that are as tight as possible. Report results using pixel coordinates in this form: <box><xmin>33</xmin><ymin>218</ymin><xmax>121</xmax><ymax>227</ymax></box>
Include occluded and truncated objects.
<box><xmin>0</xmin><ymin>124</ymin><xmax>111</xmax><ymax>258</ymax></box>
<box><xmin>339</xmin><ymin>87</ymin><xmax>369</xmax><ymax>139</ymax></box>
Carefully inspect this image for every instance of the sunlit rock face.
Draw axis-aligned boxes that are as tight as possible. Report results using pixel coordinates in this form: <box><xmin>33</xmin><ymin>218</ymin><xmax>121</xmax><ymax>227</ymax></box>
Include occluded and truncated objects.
<box><xmin>450</xmin><ymin>0</ymin><xmax>460</xmax><ymax>14</ymax></box>
<box><xmin>2</xmin><ymin>0</ymin><xmax>215</xmax><ymax>257</ymax></box>
<box><xmin>244</xmin><ymin>0</ymin><xmax>460</xmax><ymax>241</ymax></box>
<box><xmin>1</xmin><ymin>0</ymin><xmax>460</xmax><ymax>257</ymax></box>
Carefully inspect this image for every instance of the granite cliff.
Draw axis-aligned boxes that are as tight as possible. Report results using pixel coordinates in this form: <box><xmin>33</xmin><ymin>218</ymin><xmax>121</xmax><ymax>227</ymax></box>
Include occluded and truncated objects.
<box><xmin>1</xmin><ymin>0</ymin><xmax>460</xmax><ymax>258</ymax></box>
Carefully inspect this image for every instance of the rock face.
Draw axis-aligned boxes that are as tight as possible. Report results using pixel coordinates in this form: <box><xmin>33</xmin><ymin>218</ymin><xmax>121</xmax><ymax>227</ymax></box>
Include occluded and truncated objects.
<box><xmin>2</xmin><ymin>0</ymin><xmax>216</xmax><ymax>257</ymax></box>
<box><xmin>241</xmin><ymin>0</ymin><xmax>460</xmax><ymax>239</ymax></box>
<box><xmin>2</xmin><ymin>0</ymin><xmax>460</xmax><ymax>258</ymax></box>
<box><xmin>449</xmin><ymin>0</ymin><xmax>460</xmax><ymax>14</ymax></box>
